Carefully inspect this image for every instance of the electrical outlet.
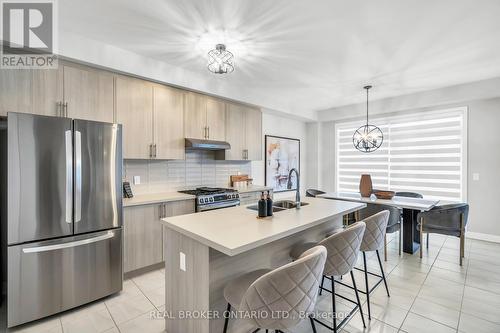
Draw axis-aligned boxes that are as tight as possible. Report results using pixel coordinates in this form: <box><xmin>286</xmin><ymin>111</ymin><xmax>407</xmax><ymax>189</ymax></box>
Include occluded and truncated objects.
<box><xmin>472</xmin><ymin>173</ymin><xmax>480</xmax><ymax>181</ymax></box>
<box><xmin>180</xmin><ymin>252</ymin><xmax>186</xmax><ymax>271</ymax></box>
<box><xmin>133</xmin><ymin>176</ymin><xmax>141</xmax><ymax>185</ymax></box>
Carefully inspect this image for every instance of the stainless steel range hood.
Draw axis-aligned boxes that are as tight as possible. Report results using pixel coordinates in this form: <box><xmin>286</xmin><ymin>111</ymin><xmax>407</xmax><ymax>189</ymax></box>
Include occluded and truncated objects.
<box><xmin>185</xmin><ymin>138</ymin><xmax>231</xmax><ymax>151</ymax></box>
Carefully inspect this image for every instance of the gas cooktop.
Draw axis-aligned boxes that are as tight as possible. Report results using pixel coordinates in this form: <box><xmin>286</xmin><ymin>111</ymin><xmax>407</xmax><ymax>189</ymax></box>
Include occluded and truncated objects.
<box><xmin>178</xmin><ymin>187</ymin><xmax>239</xmax><ymax>212</ymax></box>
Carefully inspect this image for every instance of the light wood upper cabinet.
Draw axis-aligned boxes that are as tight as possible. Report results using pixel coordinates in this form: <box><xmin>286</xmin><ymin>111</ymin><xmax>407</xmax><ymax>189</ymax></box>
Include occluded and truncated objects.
<box><xmin>184</xmin><ymin>92</ymin><xmax>206</xmax><ymax>140</ymax></box>
<box><xmin>225</xmin><ymin>103</ymin><xmax>262</xmax><ymax>161</ymax></box>
<box><xmin>245</xmin><ymin>107</ymin><xmax>263</xmax><ymax>160</ymax></box>
<box><xmin>184</xmin><ymin>92</ymin><xmax>226</xmax><ymax>141</ymax></box>
<box><xmin>225</xmin><ymin>103</ymin><xmax>247</xmax><ymax>160</ymax></box>
<box><xmin>0</xmin><ymin>68</ymin><xmax>63</xmax><ymax>117</ymax></box>
<box><xmin>116</xmin><ymin>76</ymin><xmax>153</xmax><ymax>159</ymax></box>
<box><xmin>63</xmin><ymin>65</ymin><xmax>114</xmax><ymax>122</ymax></box>
<box><xmin>206</xmin><ymin>98</ymin><xmax>226</xmax><ymax>141</ymax></box>
<box><xmin>153</xmin><ymin>85</ymin><xmax>185</xmax><ymax>160</ymax></box>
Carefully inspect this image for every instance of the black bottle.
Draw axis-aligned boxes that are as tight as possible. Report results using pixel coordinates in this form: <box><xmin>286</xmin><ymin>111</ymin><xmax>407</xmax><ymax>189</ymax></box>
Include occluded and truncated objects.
<box><xmin>258</xmin><ymin>192</ymin><xmax>267</xmax><ymax>218</ymax></box>
<box><xmin>266</xmin><ymin>191</ymin><xmax>273</xmax><ymax>216</ymax></box>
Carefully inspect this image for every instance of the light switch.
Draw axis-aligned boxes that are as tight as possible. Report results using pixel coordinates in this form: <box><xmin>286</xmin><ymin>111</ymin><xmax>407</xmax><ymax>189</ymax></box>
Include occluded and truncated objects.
<box><xmin>133</xmin><ymin>176</ymin><xmax>141</xmax><ymax>185</ymax></box>
<box><xmin>180</xmin><ymin>252</ymin><xmax>186</xmax><ymax>271</ymax></box>
<box><xmin>472</xmin><ymin>173</ymin><xmax>480</xmax><ymax>181</ymax></box>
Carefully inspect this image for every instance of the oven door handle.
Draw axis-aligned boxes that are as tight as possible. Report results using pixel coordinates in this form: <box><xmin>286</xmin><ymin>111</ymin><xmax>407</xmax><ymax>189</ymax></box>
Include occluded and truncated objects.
<box><xmin>198</xmin><ymin>201</ymin><xmax>240</xmax><ymax>212</ymax></box>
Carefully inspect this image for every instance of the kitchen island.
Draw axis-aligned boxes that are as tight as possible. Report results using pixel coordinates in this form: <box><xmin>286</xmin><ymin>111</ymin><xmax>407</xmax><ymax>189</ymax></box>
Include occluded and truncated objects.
<box><xmin>160</xmin><ymin>197</ymin><xmax>365</xmax><ymax>333</ymax></box>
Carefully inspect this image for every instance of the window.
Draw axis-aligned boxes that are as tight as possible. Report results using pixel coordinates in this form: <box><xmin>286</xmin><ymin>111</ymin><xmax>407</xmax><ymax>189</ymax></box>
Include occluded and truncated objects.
<box><xmin>335</xmin><ymin>107</ymin><xmax>467</xmax><ymax>202</ymax></box>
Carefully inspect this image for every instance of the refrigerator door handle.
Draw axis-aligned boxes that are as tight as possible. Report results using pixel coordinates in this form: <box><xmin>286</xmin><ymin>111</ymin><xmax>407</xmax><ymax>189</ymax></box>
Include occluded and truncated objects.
<box><xmin>22</xmin><ymin>231</ymin><xmax>115</xmax><ymax>253</ymax></box>
<box><xmin>75</xmin><ymin>130</ymin><xmax>82</xmax><ymax>223</ymax></box>
<box><xmin>65</xmin><ymin>130</ymin><xmax>73</xmax><ymax>224</ymax></box>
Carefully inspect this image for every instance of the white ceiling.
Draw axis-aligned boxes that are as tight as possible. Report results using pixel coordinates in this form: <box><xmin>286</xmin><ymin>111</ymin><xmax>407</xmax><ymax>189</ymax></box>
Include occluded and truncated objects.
<box><xmin>60</xmin><ymin>0</ymin><xmax>500</xmax><ymax>117</ymax></box>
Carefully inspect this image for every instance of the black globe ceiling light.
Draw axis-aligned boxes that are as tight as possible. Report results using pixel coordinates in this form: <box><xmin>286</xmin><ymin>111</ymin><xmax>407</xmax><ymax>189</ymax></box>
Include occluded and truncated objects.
<box><xmin>352</xmin><ymin>85</ymin><xmax>383</xmax><ymax>153</ymax></box>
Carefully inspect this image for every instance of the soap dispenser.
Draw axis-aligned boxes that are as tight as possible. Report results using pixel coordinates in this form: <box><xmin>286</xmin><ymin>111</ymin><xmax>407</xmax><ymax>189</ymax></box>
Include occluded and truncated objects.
<box><xmin>258</xmin><ymin>192</ymin><xmax>267</xmax><ymax>218</ymax></box>
<box><xmin>266</xmin><ymin>191</ymin><xmax>273</xmax><ymax>216</ymax></box>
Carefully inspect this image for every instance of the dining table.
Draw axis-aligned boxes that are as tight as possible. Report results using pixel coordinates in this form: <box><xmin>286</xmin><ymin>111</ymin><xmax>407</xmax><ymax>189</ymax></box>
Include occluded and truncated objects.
<box><xmin>317</xmin><ymin>192</ymin><xmax>440</xmax><ymax>254</ymax></box>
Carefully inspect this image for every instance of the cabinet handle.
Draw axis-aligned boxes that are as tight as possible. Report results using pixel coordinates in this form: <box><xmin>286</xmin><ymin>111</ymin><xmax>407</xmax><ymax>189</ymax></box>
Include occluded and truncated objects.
<box><xmin>154</xmin><ymin>144</ymin><xmax>157</xmax><ymax>158</ymax></box>
<box><xmin>63</xmin><ymin>102</ymin><xmax>68</xmax><ymax>117</ymax></box>
<box><xmin>149</xmin><ymin>144</ymin><xmax>153</xmax><ymax>158</ymax></box>
<box><xmin>207</xmin><ymin>126</ymin><xmax>210</xmax><ymax>139</ymax></box>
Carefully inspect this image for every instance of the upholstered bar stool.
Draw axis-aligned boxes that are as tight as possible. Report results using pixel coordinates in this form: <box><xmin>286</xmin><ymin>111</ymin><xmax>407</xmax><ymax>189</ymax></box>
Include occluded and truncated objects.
<box><xmin>358</xmin><ymin>204</ymin><xmax>401</xmax><ymax>260</ymax></box>
<box><xmin>289</xmin><ymin>222</ymin><xmax>367</xmax><ymax>332</ymax></box>
<box><xmin>222</xmin><ymin>245</ymin><xmax>327</xmax><ymax>333</ymax></box>
<box><xmin>337</xmin><ymin>211</ymin><xmax>390</xmax><ymax>320</ymax></box>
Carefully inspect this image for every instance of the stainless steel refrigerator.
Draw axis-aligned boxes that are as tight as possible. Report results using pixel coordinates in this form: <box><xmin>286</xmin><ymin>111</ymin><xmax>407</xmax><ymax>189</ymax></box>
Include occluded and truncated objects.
<box><xmin>2</xmin><ymin>113</ymin><xmax>123</xmax><ymax>328</ymax></box>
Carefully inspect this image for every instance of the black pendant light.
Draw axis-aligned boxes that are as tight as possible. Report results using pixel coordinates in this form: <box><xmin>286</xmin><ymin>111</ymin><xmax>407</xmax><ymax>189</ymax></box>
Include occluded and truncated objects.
<box><xmin>352</xmin><ymin>85</ymin><xmax>383</xmax><ymax>153</ymax></box>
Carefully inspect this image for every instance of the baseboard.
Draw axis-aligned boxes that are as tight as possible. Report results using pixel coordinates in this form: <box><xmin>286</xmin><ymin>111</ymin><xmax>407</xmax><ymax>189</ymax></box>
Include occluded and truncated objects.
<box><xmin>466</xmin><ymin>232</ymin><xmax>500</xmax><ymax>243</ymax></box>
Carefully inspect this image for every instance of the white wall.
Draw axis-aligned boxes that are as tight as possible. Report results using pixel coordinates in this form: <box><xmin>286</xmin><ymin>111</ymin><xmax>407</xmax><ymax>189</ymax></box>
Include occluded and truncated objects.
<box><xmin>313</xmin><ymin>81</ymin><xmax>500</xmax><ymax>240</ymax></box>
<box><xmin>252</xmin><ymin>111</ymin><xmax>309</xmax><ymax>200</ymax></box>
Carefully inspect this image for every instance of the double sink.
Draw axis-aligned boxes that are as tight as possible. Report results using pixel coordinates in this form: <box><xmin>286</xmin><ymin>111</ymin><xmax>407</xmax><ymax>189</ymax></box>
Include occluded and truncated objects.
<box><xmin>247</xmin><ymin>200</ymin><xmax>309</xmax><ymax>213</ymax></box>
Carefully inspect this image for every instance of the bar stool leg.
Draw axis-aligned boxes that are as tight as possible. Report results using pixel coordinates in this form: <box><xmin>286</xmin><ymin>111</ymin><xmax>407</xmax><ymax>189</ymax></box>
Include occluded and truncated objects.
<box><xmin>362</xmin><ymin>252</ymin><xmax>371</xmax><ymax>320</ymax></box>
<box><xmin>319</xmin><ymin>275</ymin><xmax>325</xmax><ymax>296</ymax></box>
<box><xmin>332</xmin><ymin>277</ymin><xmax>337</xmax><ymax>333</ymax></box>
<box><xmin>384</xmin><ymin>234</ymin><xmax>388</xmax><ymax>261</ymax></box>
<box><xmin>350</xmin><ymin>271</ymin><xmax>366</xmax><ymax>328</ymax></box>
<box><xmin>376</xmin><ymin>250</ymin><xmax>390</xmax><ymax>297</ymax></box>
<box><xmin>309</xmin><ymin>315</ymin><xmax>318</xmax><ymax>333</ymax></box>
<box><xmin>223</xmin><ymin>303</ymin><xmax>231</xmax><ymax>333</ymax></box>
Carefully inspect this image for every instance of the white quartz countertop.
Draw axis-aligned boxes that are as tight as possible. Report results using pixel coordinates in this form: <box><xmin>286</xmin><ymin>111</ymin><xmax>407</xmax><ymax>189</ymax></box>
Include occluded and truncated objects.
<box><xmin>160</xmin><ymin>197</ymin><xmax>365</xmax><ymax>256</ymax></box>
<box><xmin>123</xmin><ymin>186</ymin><xmax>272</xmax><ymax>207</ymax></box>
<box><xmin>123</xmin><ymin>192</ymin><xmax>196</xmax><ymax>207</ymax></box>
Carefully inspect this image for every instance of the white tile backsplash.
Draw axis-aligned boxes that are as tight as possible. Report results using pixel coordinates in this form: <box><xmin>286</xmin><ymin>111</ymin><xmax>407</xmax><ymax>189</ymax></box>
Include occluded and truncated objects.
<box><xmin>124</xmin><ymin>151</ymin><xmax>251</xmax><ymax>194</ymax></box>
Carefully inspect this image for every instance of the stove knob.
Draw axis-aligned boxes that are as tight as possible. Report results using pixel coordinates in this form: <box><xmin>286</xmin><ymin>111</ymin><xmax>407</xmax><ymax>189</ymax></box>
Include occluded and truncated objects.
<box><xmin>233</xmin><ymin>194</ymin><xmax>236</xmax><ymax>198</ymax></box>
<box><xmin>209</xmin><ymin>198</ymin><xmax>214</xmax><ymax>202</ymax></box>
<box><xmin>236</xmin><ymin>194</ymin><xmax>239</xmax><ymax>198</ymax></box>
<box><xmin>199</xmin><ymin>198</ymin><xmax>203</xmax><ymax>204</ymax></box>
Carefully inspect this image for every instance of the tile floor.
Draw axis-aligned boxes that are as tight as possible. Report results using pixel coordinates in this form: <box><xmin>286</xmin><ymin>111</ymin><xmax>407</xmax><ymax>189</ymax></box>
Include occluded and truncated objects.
<box><xmin>3</xmin><ymin>233</ymin><xmax>500</xmax><ymax>333</ymax></box>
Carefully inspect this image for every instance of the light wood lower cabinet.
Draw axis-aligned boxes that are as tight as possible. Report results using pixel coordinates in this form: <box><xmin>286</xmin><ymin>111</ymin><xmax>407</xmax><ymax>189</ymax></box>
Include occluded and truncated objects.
<box><xmin>124</xmin><ymin>199</ymin><xmax>195</xmax><ymax>273</ymax></box>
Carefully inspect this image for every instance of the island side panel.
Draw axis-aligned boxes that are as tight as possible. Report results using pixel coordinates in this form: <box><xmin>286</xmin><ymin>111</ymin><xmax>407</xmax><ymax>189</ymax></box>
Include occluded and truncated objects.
<box><xmin>208</xmin><ymin>216</ymin><xmax>343</xmax><ymax>333</ymax></box>
<box><xmin>165</xmin><ymin>228</ymin><xmax>210</xmax><ymax>333</ymax></box>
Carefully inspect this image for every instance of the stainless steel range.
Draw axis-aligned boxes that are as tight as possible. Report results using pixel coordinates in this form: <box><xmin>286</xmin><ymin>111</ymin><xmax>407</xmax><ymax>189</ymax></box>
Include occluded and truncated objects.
<box><xmin>179</xmin><ymin>187</ymin><xmax>240</xmax><ymax>212</ymax></box>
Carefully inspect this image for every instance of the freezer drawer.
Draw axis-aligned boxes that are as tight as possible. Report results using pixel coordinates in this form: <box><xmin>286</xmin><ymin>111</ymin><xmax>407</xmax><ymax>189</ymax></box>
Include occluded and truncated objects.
<box><xmin>7</xmin><ymin>228</ymin><xmax>123</xmax><ymax>328</ymax></box>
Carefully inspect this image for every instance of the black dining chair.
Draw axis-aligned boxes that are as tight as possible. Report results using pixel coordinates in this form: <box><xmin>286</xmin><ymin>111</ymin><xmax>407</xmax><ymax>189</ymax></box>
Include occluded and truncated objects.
<box><xmin>306</xmin><ymin>189</ymin><xmax>326</xmax><ymax>197</ymax></box>
<box><xmin>358</xmin><ymin>203</ymin><xmax>401</xmax><ymax>260</ymax></box>
<box><xmin>417</xmin><ymin>203</ymin><xmax>469</xmax><ymax>265</ymax></box>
